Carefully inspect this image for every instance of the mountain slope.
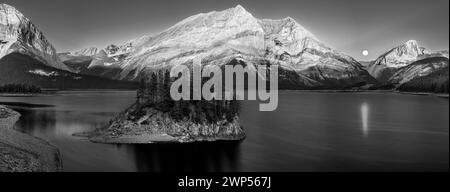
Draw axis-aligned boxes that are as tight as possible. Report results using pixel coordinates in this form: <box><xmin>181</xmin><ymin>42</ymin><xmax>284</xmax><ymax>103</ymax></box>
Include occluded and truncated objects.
<box><xmin>258</xmin><ymin>17</ymin><xmax>376</xmax><ymax>88</ymax></box>
<box><xmin>398</xmin><ymin>65</ymin><xmax>449</xmax><ymax>93</ymax></box>
<box><xmin>0</xmin><ymin>4</ymin><xmax>69</xmax><ymax>71</ymax></box>
<box><xmin>82</xmin><ymin>5</ymin><xmax>375</xmax><ymax>89</ymax></box>
<box><xmin>389</xmin><ymin>57</ymin><xmax>449</xmax><ymax>85</ymax></box>
<box><xmin>0</xmin><ymin>53</ymin><xmax>136</xmax><ymax>89</ymax></box>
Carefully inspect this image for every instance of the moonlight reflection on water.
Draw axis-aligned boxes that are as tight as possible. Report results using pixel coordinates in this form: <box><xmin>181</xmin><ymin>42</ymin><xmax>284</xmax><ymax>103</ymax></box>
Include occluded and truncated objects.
<box><xmin>361</xmin><ymin>102</ymin><xmax>370</xmax><ymax>137</ymax></box>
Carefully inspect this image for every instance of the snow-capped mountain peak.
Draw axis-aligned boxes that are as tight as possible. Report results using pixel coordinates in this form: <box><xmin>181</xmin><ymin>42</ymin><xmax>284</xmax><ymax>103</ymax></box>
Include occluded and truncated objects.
<box><xmin>120</xmin><ymin>4</ymin><xmax>332</xmax><ymax>72</ymax></box>
<box><xmin>0</xmin><ymin>4</ymin><xmax>70</xmax><ymax>71</ymax></box>
<box><xmin>119</xmin><ymin>4</ymin><xmax>264</xmax><ymax>71</ymax></box>
<box><xmin>405</xmin><ymin>39</ymin><xmax>419</xmax><ymax>48</ymax></box>
<box><xmin>368</xmin><ymin>39</ymin><xmax>448</xmax><ymax>83</ymax></box>
<box><xmin>373</xmin><ymin>39</ymin><xmax>426</xmax><ymax>68</ymax></box>
<box><xmin>398</xmin><ymin>40</ymin><xmax>423</xmax><ymax>57</ymax></box>
<box><xmin>0</xmin><ymin>4</ymin><xmax>24</xmax><ymax>26</ymax></box>
<box><xmin>260</xmin><ymin>16</ymin><xmax>318</xmax><ymax>42</ymax></box>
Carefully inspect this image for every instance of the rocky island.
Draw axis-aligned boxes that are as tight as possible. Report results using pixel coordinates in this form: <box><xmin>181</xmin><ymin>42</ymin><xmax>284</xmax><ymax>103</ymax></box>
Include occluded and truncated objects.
<box><xmin>88</xmin><ymin>103</ymin><xmax>244</xmax><ymax>144</ymax></box>
<box><xmin>82</xmin><ymin>70</ymin><xmax>245</xmax><ymax>144</ymax></box>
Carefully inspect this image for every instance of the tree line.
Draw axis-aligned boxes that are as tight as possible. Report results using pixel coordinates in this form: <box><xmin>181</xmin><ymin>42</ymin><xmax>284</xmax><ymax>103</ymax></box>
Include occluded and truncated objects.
<box><xmin>0</xmin><ymin>83</ymin><xmax>42</xmax><ymax>93</ymax></box>
<box><xmin>136</xmin><ymin>67</ymin><xmax>240</xmax><ymax>124</ymax></box>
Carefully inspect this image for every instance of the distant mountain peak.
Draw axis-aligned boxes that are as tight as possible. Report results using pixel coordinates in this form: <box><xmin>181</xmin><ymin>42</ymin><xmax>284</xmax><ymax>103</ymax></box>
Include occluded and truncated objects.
<box><xmin>220</xmin><ymin>4</ymin><xmax>250</xmax><ymax>16</ymax></box>
<box><xmin>399</xmin><ymin>39</ymin><xmax>422</xmax><ymax>55</ymax></box>
<box><xmin>283</xmin><ymin>16</ymin><xmax>295</xmax><ymax>22</ymax></box>
<box><xmin>372</xmin><ymin>40</ymin><xmax>426</xmax><ymax>68</ymax></box>
<box><xmin>368</xmin><ymin>39</ymin><xmax>448</xmax><ymax>83</ymax></box>
<box><xmin>72</xmin><ymin>47</ymin><xmax>100</xmax><ymax>56</ymax></box>
<box><xmin>405</xmin><ymin>39</ymin><xmax>418</xmax><ymax>46</ymax></box>
<box><xmin>233</xmin><ymin>4</ymin><xmax>246</xmax><ymax>12</ymax></box>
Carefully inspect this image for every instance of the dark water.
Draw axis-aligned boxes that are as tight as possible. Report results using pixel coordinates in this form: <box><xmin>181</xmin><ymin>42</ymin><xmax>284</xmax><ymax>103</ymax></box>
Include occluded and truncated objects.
<box><xmin>1</xmin><ymin>91</ymin><xmax>448</xmax><ymax>172</ymax></box>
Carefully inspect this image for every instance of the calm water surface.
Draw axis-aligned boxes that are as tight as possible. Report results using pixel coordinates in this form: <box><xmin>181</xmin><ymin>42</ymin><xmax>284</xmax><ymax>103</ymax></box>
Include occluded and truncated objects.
<box><xmin>1</xmin><ymin>91</ymin><xmax>448</xmax><ymax>171</ymax></box>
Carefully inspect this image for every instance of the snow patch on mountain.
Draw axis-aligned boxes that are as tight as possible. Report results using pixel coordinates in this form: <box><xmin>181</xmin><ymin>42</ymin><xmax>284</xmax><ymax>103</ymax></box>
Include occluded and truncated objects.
<box><xmin>28</xmin><ymin>69</ymin><xmax>59</xmax><ymax>77</ymax></box>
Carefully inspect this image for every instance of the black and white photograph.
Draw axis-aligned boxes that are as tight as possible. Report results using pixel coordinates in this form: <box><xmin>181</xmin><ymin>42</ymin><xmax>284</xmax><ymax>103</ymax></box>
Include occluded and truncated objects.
<box><xmin>0</xmin><ymin>0</ymin><xmax>448</xmax><ymax>176</ymax></box>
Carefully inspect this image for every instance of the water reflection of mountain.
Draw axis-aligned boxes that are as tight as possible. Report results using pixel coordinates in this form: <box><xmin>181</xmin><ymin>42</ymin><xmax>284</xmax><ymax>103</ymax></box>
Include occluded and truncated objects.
<box><xmin>130</xmin><ymin>142</ymin><xmax>241</xmax><ymax>172</ymax></box>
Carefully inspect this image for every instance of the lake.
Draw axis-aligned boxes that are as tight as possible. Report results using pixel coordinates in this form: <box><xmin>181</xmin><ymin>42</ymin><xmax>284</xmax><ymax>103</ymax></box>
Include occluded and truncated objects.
<box><xmin>0</xmin><ymin>91</ymin><xmax>448</xmax><ymax>172</ymax></box>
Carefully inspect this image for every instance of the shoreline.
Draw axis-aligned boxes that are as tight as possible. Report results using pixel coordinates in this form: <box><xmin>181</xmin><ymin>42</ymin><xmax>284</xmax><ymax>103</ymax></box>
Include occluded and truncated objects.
<box><xmin>0</xmin><ymin>93</ymin><xmax>49</xmax><ymax>97</ymax></box>
<box><xmin>0</xmin><ymin>89</ymin><xmax>136</xmax><ymax>97</ymax></box>
<box><xmin>82</xmin><ymin>119</ymin><xmax>246</xmax><ymax>144</ymax></box>
<box><xmin>0</xmin><ymin>105</ymin><xmax>62</xmax><ymax>172</ymax></box>
<box><xmin>282</xmin><ymin>89</ymin><xmax>449</xmax><ymax>98</ymax></box>
<box><xmin>3</xmin><ymin>89</ymin><xmax>447</xmax><ymax>99</ymax></box>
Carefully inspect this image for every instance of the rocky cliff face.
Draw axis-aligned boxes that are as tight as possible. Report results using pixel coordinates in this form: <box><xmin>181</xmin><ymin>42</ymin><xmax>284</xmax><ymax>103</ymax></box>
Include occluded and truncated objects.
<box><xmin>79</xmin><ymin>5</ymin><xmax>374</xmax><ymax>88</ymax></box>
<box><xmin>0</xmin><ymin>4</ymin><xmax>69</xmax><ymax>71</ymax></box>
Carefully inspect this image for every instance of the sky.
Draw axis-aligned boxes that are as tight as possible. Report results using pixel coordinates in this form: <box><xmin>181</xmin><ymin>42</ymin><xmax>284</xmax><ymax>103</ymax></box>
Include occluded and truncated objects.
<box><xmin>2</xmin><ymin>0</ymin><xmax>449</xmax><ymax>60</ymax></box>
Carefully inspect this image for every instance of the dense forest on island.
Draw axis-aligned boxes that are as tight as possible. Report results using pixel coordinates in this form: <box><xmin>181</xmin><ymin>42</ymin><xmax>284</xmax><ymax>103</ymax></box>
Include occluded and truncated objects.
<box><xmin>134</xmin><ymin>68</ymin><xmax>241</xmax><ymax>124</ymax></box>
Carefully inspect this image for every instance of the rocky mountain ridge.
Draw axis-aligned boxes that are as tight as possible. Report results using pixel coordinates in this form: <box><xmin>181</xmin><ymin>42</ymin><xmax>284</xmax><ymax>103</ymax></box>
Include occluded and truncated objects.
<box><xmin>65</xmin><ymin>5</ymin><xmax>375</xmax><ymax>88</ymax></box>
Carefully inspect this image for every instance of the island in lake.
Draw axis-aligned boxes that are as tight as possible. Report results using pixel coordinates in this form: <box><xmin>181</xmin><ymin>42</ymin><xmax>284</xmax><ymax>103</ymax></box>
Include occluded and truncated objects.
<box><xmin>83</xmin><ymin>69</ymin><xmax>245</xmax><ymax>144</ymax></box>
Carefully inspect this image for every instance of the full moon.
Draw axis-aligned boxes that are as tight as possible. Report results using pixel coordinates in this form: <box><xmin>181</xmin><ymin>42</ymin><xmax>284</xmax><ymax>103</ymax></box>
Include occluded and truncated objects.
<box><xmin>362</xmin><ymin>50</ymin><xmax>369</xmax><ymax>56</ymax></box>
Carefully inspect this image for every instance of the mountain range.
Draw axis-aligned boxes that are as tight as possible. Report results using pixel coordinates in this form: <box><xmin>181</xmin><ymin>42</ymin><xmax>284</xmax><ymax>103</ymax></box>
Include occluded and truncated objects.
<box><xmin>0</xmin><ymin>4</ymin><xmax>136</xmax><ymax>89</ymax></box>
<box><xmin>60</xmin><ymin>5</ymin><xmax>376</xmax><ymax>89</ymax></box>
<box><xmin>1</xmin><ymin>4</ymin><xmax>448</xmax><ymax>92</ymax></box>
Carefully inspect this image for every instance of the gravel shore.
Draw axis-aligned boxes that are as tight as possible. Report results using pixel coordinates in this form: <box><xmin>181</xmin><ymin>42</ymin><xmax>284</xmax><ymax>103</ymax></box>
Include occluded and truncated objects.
<box><xmin>0</xmin><ymin>105</ymin><xmax>62</xmax><ymax>172</ymax></box>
